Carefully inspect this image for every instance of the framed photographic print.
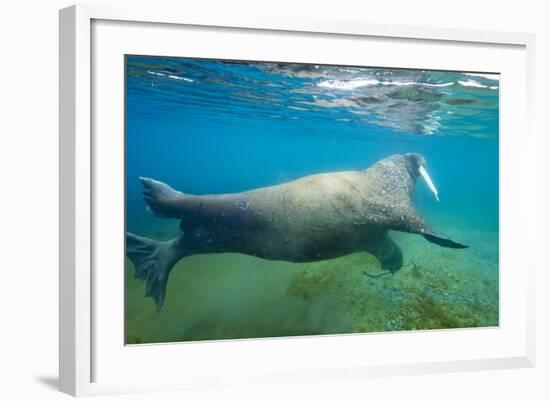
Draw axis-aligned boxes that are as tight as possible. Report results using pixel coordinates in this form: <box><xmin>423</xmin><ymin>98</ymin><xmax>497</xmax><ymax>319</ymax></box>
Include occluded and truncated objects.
<box><xmin>59</xmin><ymin>4</ymin><xmax>536</xmax><ymax>396</ymax></box>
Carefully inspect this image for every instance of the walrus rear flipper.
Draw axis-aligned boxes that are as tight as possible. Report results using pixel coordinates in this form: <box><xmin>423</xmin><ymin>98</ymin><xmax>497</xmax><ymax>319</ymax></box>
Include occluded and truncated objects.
<box><xmin>126</xmin><ymin>232</ymin><xmax>186</xmax><ymax>311</ymax></box>
<box><xmin>422</xmin><ymin>233</ymin><xmax>468</xmax><ymax>249</ymax></box>
<box><xmin>139</xmin><ymin>177</ymin><xmax>185</xmax><ymax>219</ymax></box>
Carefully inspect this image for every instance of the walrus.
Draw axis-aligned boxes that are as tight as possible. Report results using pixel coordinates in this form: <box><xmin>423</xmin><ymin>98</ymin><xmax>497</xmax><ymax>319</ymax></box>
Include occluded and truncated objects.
<box><xmin>126</xmin><ymin>153</ymin><xmax>467</xmax><ymax>311</ymax></box>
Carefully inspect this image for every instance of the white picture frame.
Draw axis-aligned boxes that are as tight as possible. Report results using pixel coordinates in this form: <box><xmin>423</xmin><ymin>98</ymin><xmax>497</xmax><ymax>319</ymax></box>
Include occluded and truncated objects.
<box><xmin>59</xmin><ymin>3</ymin><xmax>536</xmax><ymax>397</ymax></box>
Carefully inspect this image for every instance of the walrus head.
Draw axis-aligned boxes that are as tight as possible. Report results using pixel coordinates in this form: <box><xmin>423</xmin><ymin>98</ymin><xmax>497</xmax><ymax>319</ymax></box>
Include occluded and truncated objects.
<box><xmin>403</xmin><ymin>153</ymin><xmax>440</xmax><ymax>202</ymax></box>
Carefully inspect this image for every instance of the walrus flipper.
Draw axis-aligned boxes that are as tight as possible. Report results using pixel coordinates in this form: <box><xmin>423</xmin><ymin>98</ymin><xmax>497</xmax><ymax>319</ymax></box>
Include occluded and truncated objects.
<box><xmin>139</xmin><ymin>177</ymin><xmax>185</xmax><ymax>219</ymax></box>
<box><xmin>126</xmin><ymin>232</ymin><xmax>187</xmax><ymax>311</ymax></box>
<box><xmin>422</xmin><ymin>233</ymin><xmax>468</xmax><ymax>249</ymax></box>
<box><xmin>390</xmin><ymin>206</ymin><xmax>468</xmax><ymax>249</ymax></box>
<box><xmin>365</xmin><ymin>234</ymin><xmax>404</xmax><ymax>273</ymax></box>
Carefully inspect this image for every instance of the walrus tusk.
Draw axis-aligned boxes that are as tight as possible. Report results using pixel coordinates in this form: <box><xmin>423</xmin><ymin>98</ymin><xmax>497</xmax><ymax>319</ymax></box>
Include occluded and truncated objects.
<box><xmin>418</xmin><ymin>165</ymin><xmax>440</xmax><ymax>202</ymax></box>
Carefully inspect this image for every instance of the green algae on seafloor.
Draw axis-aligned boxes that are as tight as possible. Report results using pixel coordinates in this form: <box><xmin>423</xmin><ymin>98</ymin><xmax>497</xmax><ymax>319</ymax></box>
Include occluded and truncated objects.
<box><xmin>285</xmin><ymin>229</ymin><xmax>498</xmax><ymax>334</ymax></box>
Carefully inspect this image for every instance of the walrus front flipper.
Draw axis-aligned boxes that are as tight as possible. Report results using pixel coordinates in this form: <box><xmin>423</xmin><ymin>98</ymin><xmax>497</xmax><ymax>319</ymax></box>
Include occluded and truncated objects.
<box><xmin>126</xmin><ymin>232</ymin><xmax>187</xmax><ymax>311</ymax></box>
<box><xmin>422</xmin><ymin>233</ymin><xmax>468</xmax><ymax>249</ymax></box>
<box><xmin>365</xmin><ymin>234</ymin><xmax>404</xmax><ymax>273</ymax></box>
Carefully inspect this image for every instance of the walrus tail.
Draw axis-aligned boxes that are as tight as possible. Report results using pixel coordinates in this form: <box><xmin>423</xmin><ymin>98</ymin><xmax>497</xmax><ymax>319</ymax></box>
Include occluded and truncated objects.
<box><xmin>126</xmin><ymin>232</ymin><xmax>186</xmax><ymax>311</ymax></box>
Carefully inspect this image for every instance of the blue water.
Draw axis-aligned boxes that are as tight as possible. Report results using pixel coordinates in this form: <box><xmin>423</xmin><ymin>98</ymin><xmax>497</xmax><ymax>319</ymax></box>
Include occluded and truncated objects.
<box><xmin>125</xmin><ymin>55</ymin><xmax>499</xmax><ymax>343</ymax></box>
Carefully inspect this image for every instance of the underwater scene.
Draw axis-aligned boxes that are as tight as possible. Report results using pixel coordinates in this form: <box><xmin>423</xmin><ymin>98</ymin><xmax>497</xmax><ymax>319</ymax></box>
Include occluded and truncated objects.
<box><xmin>125</xmin><ymin>55</ymin><xmax>499</xmax><ymax>344</ymax></box>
